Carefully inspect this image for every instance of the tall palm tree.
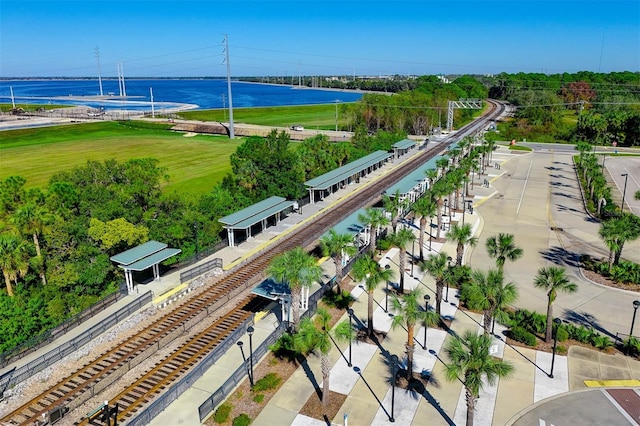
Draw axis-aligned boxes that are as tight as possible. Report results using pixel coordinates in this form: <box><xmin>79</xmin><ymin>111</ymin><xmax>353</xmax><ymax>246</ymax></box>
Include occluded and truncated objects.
<box><xmin>420</xmin><ymin>252</ymin><xmax>450</xmax><ymax>315</ymax></box>
<box><xmin>383</xmin><ymin>190</ymin><xmax>405</xmax><ymax>233</ymax></box>
<box><xmin>320</xmin><ymin>229</ymin><xmax>356</xmax><ymax>294</ymax></box>
<box><xmin>425</xmin><ymin>168</ymin><xmax>438</xmax><ymax>189</ymax></box>
<box><xmin>267</xmin><ymin>247</ymin><xmax>323</xmax><ymax>331</ymax></box>
<box><xmin>351</xmin><ymin>254</ymin><xmax>394</xmax><ymax>338</ymax></box>
<box><xmin>485</xmin><ymin>233</ymin><xmax>524</xmax><ymax>272</ymax></box>
<box><xmin>598</xmin><ymin>213</ymin><xmax>640</xmax><ymax>270</ymax></box>
<box><xmin>444</xmin><ymin>330</ymin><xmax>514</xmax><ymax>426</ymax></box>
<box><xmin>0</xmin><ymin>233</ymin><xmax>29</xmax><ymax>297</ymax></box>
<box><xmin>295</xmin><ymin>308</ymin><xmax>354</xmax><ymax>408</ymax></box>
<box><xmin>447</xmin><ymin>223</ymin><xmax>478</xmax><ymax>267</ymax></box>
<box><xmin>11</xmin><ymin>202</ymin><xmax>51</xmax><ymax>285</ymax></box>
<box><xmin>410</xmin><ymin>194</ymin><xmax>437</xmax><ymax>261</ymax></box>
<box><xmin>388</xmin><ymin>228</ymin><xmax>415</xmax><ymax>292</ymax></box>
<box><xmin>431</xmin><ymin>179</ymin><xmax>450</xmax><ymax>240</ymax></box>
<box><xmin>358</xmin><ymin>207</ymin><xmax>390</xmax><ymax>255</ymax></box>
<box><xmin>465</xmin><ymin>269</ymin><xmax>518</xmax><ymax>335</ymax></box>
<box><xmin>390</xmin><ymin>289</ymin><xmax>439</xmax><ymax>378</ymax></box>
<box><xmin>533</xmin><ymin>266</ymin><xmax>578</xmax><ymax>342</ymax></box>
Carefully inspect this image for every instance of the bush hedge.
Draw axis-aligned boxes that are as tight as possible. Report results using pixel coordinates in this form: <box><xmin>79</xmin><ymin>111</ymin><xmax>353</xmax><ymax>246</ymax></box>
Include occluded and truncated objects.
<box><xmin>510</xmin><ymin>326</ymin><xmax>537</xmax><ymax>347</ymax></box>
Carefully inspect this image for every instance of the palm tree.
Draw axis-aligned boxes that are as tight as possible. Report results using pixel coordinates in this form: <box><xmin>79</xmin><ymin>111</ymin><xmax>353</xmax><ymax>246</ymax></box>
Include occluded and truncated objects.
<box><xmin>533</xmin><ymin>266</ymin><xmax>578</xmax><ymax>342</ymax></box>
<box><xmin>410</xmin><ymin>194</ymin><xmax>437</xmax><ymax>261</ymax></box>
<box><xmin>465</xmin><ymin>269</ymin><xmax>518</xmax><ymax>335</ymax></box>
<box><xmin>390</xmin><ymin>289</ymin><xmax>439</xmax><ymax>378</ymax></box>
<box><xmin>388</xmin><ymin>228</ymin><xmax>415</xmax><ymax>293</ymax></box>
<box><xmin>0</xmin><ymin>233</ymin><xmax>29</xmax><ymax>297</ymax></box>
<box><xmin>295</xmin><ymin>308</ymin><xmax>354</xmax><ymax>408</ymax></box>
<box><xmin>11</xmin><ymin>202</ymin><xmax>51</xmax><ymax>285</ymax></box>
<box><xmin>351</xmin><ymin>254</ymin><xmax>394</xmax><ymax>338</ymax></box>
<box><xmin>425</xmin><ymin>168</ymin><xmax>438</xmax><ymax>189</ymax></box>
<box><xmin>485</xmin><ymin>233</ymin><xmax>524</xmax><ymax>272</ymax></box>
<box><xmin>358</xmin><ymin>207</ymin><xmax>390</xmax><ymax>255</ymax></box>
<box><xmin>383</xmin><ymin>190</ymin><xmax>406</xmax><ymax>233</ymax></box>
<box><xmin>598</xmin><ymin>213</ymin><xmax>640</xmax><ymax>270</ymax></box>
<box><xmin>320</xmin><ymin>229</ymin><xmax>356</xmax><ymax>294</ymax></box>
<box><xmin>447</xmin><ymin>223</ymin><xmax>478</xmax><ymax>267</ymax></box>
<box><xmin>420</xmin><ymin>252</ymin><xmax>450</xmax><ymax>315</ymax></box>
<box><xmin>444</xmin><ymin>330</ymin><xmax>514</xmax><ymax>426</ymax></box>
<box><xmin>431</xmin><ymin>178</ymin><xmax>451</xmax><ymax>240</ymax></box>
<box><xmin>267</xmin><ymin>247</ymin><xmax>323</xmax><ymax>331</ymax></box>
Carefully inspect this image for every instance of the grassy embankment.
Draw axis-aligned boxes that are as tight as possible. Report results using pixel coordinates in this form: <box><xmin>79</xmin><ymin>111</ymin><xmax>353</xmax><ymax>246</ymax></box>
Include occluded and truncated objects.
<box><xmin>1</xmin><ymin>104</ymin><xmax>354</xmax><ymax>195</ymax></box>
<box><xmin>0</xmin><ymin>103</ymin><xmax>70</xmax><ymax>112</ymax></box>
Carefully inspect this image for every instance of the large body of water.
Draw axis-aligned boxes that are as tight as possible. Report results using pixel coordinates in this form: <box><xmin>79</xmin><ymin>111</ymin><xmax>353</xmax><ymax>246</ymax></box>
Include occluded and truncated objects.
<box><xmin>0</xmin><ymin>79</ymin><xmax>363</xmax><ymax>110</ymax></box>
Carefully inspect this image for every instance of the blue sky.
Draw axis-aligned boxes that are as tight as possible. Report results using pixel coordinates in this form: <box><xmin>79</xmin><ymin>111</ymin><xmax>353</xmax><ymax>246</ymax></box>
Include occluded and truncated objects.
<box><xmin>1</xmin><ymin>0</ymin><xmax>638</xmax><ymax>77</ymax></box>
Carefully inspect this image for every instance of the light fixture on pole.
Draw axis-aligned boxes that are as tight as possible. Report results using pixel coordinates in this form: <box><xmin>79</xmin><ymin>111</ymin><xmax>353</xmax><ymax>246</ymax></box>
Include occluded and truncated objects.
<box><xmin>247</xmin><ymin>326</ymin><xmax>255</xmax><ymax>387</ymax></box>
<box><xmin>621</xmin><ymin>173</ymin><xmax>629</xmax><ymax>212</ymax></box>
<box><xmin>429</xmin><ymin>217</ymin><xmax>433</xmax><ymax>252</ymax></box>
<box><xmin>390</xmin><ymin>354</ymin><xmax>398</xmax><ymax>423</ymax></box>
<box><xmin>237</xmin><ymin>341</ymin><xmax>251</xmax><ymax>384</ymax></box>
<box><xmin>411</xmin><ymin>237</ymin><xmax>415</xmax><ymax>277</ymax></box>
<box><xmin>548</xmin><ymin>318</ymin><xmax>562</xmax><ymax>378</ymax></box>
<box><xmin>423</xmin><ymin>295</ymin><xmax>431</xmax><ymax>350</ymax></box>
<box><xmin>630</xmin><ymin>300</ymin><xmax>640</xmax><ymax>337</ymax></box>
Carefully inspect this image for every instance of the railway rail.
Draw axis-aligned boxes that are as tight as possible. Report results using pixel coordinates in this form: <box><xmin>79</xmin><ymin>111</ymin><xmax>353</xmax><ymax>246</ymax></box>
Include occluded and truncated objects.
<box><xmin>1</xmin><ymin>100</ymin><xmax>504</xmax><ymax>426</ymax></box>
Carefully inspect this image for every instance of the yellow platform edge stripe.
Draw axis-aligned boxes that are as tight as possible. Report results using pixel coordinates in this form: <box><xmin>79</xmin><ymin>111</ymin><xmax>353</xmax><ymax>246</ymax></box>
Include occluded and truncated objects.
<box><xmin>584</xmin><ymin>379</ymin><xmax>640</xmax><ymax>387</ymax></box>
<box><xmin>153</xmin><ymin>283</ymin><xmax>189</xmax><ymax>305</ymax></box>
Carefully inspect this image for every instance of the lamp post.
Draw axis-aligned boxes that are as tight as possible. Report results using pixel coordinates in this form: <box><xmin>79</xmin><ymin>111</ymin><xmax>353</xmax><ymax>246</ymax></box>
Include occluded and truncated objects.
<box><xmin>429</xmin><ymin>217</ymin><xmax>433</xmax><ymax>251</ymax></box>
<box><xmin>630</xmin><ymin>300</ymin><xmax>640</xmax><ymax>337</ymax></box>
<box><xmin>411</xmin><ymin>237</ymin><xmax>415</xmax><ymax>277</ymax></box>
<box><xmin>335</xmin><ymin>99</ymin><xmax>339</xmax><ymax>132</ymax></box>
<box><xmin>247</xmin><ymin>326</ymin><xmax>255</xmax><ymax>387</ymax></box>
<box><xmin>621</xmin><ymin>173</ymin><xmax>629</xmax><ymax>212</ymax></box>
<box><xmin>445</xmin><ymin>256</ymin><xmax>452</xmax><ymax>302</ymax></box>
<box><xmin>549</xmin><ymin>318</ymin><xmax>562</xmax><ymax>378</ymax></box>
<box><xmin>385</xmin><ymin>264</ymin><xmax>391</xmax><ymax>312</ymax></box>
<box><xmin>443</xmin><ymin>199</ymin><xmax>448</xmax><ymax>219</ymax></box>
<box><xmin>237</xmin><ymin>341</ymin><xmax>253</xmax><ymax>385</ymax></box>
<box><xmin>423</xmin><ymin>295</ymin><xmax>431</xmax><ymax>350</ymax></box>
<box><xmin>390</xmin><ymin>354</ymin><xmax>398</xmax><ymax>423</ymax></box>
<box><xmin>347</xmin><ymin>308</ymin><xmax>354</xmax><ymax>367</ymax></box>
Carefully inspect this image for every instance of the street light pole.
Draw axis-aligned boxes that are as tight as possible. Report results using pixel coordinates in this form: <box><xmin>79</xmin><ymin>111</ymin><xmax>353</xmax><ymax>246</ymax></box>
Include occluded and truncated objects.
<box><xmin>385</xmin><ymin>264</ymin><xmax>391</xmax><ymax>313</ymax></box>
<box><xmin>621</xmin><ymin>173</ymin><xmax>629</xmax><ymax>213</ymax></box>
<box><xmin>237</xmin><ymin>341</ymin><xmax>252</xmax><ymax>384</ymax></box>
<box><xmin>390</xmin><ymin>354</ymin><xmax>398</xmax><ymax>423</ymax></box>
<box><xmin>347</xmin><ymin>308</ymin><xmax>354</xmax><ymax>367</ymax></box>
<box><xmin>549</xmin><ymin>318</ymin><xmax>562</xmax><ymax>378</ymax></box>
<box><xmin>630</xmin><ymin>300</ymin><xmax>640</xmax><ymax>337</ymax></box>
<box><xmin>247</xmin><ymin>326</ymin><xmax>255</xmax><ymax>387</ymax></box>
<box><xmin>429</xmin><ymin>217</ymin><xmax>433</xmax><ymax>252</ymax></box>
<box><xmin>411</xmin><ymin>238</ymin><xmax>415</xmax><ymax>277</ymax></box>
<box><xmin>423</xmin><ymin>295</ymin><xmax>430</xmax><ymax>350</ymax></box>
<box><xmin>194</xmin><ymin>222</ymin><xmax>199</xmax><ymax>260</ymax></box>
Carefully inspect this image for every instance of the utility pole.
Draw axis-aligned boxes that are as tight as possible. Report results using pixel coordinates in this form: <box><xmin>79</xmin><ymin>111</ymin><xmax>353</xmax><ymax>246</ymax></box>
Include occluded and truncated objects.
<box><xmin>223</xmin><ymin>34</ymin><xmax>235</xmax><ymax>139</ymax></box>
<box><xmin>95</xmin><ymin>47</ymin><xmax>104</xmax><ymax>96</ymax></box>
<box><xmin>150</xmin><ymin>87</ymin><xmax>155</xmax><ymax>118</ymax></box>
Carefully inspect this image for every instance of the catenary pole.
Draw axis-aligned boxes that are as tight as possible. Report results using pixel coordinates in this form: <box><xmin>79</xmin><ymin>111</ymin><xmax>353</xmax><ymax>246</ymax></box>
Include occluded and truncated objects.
<box><xmin>224</xmin><ymin>34</ymin><xmax>235</xmax><ymax>139</ymax></box>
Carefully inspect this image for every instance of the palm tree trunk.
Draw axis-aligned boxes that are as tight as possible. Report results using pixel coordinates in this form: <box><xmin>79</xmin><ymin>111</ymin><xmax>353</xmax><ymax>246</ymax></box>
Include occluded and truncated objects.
<box><xmin>334</xmin><ymin>257</ymin><xmax>342</xmax><ymax>294</ymax></box>
<box><xmin>33</xmin><ymin>233</ymin><xmax>41</xmax><ymax>258</ymax></box>
<box><xmin>419</xmin><ymin>217</ymin><xmax>426</xmax><ymax>261</ymax></box>
<box><xmin>291</xmin><ymin>289</ymin><xmax>302</xmax><ymax>331</ymax></box>
<box><xmin>465</xmin><ymin>387</ymin><xmax>475</xmax><ymax>426</ymax></box>
<box><xmin>399</xmin><ymin>248</ymin><xmax>406</xmax><ymax>293</ymax></box>
<box><xmin>483</xmin><ymin>310</ymin><xmax>492</xmax><ymax>335</ymax></box>
<box><xmin>457</xmin><ymin>242</ymin><xmax>464</xmax><ymax>266</ymax></box>
<box><xmin>3</xmin><ymin>271</ymin><xmax>14</xmax><ymax>297</ymax></box>
<box><xmin>368</xmin><ymin>290</ymin><xmax>374</xmax><ymax>337</ymax></box>
<box><xmin>436</xmin><ymin>280</ymin><xmax>443</xmax><ymax>315</ymax></box>
<box><xmin>406</xmin><ymin>326</ymin><xmax>415</xmax><ymax>379</ymax></box>
<box><xmin>321</xmin><ymin>354</ymin><xmax>330</xmax><ymax>407</ymax></box>
<box><xmin>436</xmin><ymin>200</ymin><xmax>443</xmax><ymax>240</ymax></box>
<box><xmin>369</xmin><ymin>226</ymin><xmax>377</xmax><ymax>255</ymax></box>
<box><xmin>545</xmin><ymin>299</ymin><xmax>554</xmax><ymax>343</ymax></box>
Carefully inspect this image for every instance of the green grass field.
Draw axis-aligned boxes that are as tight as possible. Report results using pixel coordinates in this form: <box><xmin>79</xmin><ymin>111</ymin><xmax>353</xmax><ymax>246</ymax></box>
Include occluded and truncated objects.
<box><xmin>0</xmin><ymin>121</ymin><xmax>244</xmax><ymax>194</ymax></box>
<box><xmin>177</xmin><ymin>103</ymin><xmax>351</xmax><ymax>130</ymax></box>
<box><xmin>0</xmin><ymin>103</ymin><xmax>70</xmax><ymax>112</ymax></box>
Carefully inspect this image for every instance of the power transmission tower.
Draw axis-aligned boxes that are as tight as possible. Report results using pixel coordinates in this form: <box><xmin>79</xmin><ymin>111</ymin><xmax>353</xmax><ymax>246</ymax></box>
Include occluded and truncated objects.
<box><xmin>223</xmin><ymin>34</ymin><xmax>235</xmax><ymax>139</ymax></box>
<box><xmin>95</xmin><ymin>47</ymin><xmax>104</xmax><ymax>96</ymax></box>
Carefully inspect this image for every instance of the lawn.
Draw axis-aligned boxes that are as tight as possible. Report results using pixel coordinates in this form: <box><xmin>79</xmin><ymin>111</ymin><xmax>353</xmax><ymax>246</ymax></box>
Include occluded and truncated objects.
<box><xmin>176</xmin><ymin>103</ymin><xmax>351</xmax><ymax>130</ymax></box>
<box><xmin>0</xmin><ymin>103</ymin><xmax>70</xmax><ymax>112</ymax></box>
<box><xmin>0</xmin><ymin>121</ymin><xmax>244</xmax><ymax>194</ymax></box>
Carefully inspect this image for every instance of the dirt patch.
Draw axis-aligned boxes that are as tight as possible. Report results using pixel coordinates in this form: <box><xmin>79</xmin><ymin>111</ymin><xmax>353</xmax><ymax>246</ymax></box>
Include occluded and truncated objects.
<box><xmin>582</xmin><ymin>268</ymin><xmax>640</xmax><ymax>292</ymax></box>
<box><xmin>299</xmin><ymin>390</ymin><xmax>347</xmax><ymax>423</ymax></box>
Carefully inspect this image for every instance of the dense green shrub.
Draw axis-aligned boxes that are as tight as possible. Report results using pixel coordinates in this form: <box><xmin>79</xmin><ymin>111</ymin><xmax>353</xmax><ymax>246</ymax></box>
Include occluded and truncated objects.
<box><xmin>232</xmin><ymin>413</ymin><xmax>252</xmax><ymax>426</ymax></box>
<box><xmin>269</xmin><ymin>333</ymin><xmax>299</xmax><ymax>360</ymax></box>
<box><xmin>591</xmin><ymin>335</ymin><xmax>614</xmax><ymax>350</ymax></box>
<box><xmin>556</xmin><ymin>326</ymin><xmax>569</xmax><ymax>342</ymax></box>
<box><xmin>510</xmin><ymin>326</ymin><xmax>538</xmax><ymax>347</ymax></box>
<box><xmin>213</xmin><ymin>403</ymin><xmax>233</xmax><ymax>424</ymax></box>
<box><xmin>623</xmin><ymin>337</ymin><xmax>640</xmax><ymax>357</ymax></box>
<box><xmin>322</xmin><ymin>290</ymin><xmax>353</xmax><ymax>310</ymax></box>
<box><xmin>252</xmin><ymin>373</ymin><xmax>281</xmax><ymax>392</ymax></box>
<box><xmin>252</xmin><ymin>393</ymin><xmax>265</xmax><ymax>403</ymax></box>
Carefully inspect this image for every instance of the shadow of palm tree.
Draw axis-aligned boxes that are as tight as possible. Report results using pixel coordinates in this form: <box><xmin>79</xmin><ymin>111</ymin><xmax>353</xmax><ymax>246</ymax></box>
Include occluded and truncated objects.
<box><xmin>563</xmin><ymin>309</ymin><xmax>617</xmax><ymax>340</ymax></box>
<box><xmin>539</xmin><ymin>246</ymin><xmax>582</xmax><ymax>267</ymax></box>
<box><xmin>297</xmin><ymin>354</ymin><xmax>322</xmax><ymax>400</ymax></box>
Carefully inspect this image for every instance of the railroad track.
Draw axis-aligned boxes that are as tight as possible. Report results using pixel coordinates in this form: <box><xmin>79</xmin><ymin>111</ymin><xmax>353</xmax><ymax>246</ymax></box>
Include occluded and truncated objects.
<box><xmin>1</xmin><ymin>100</ymin><xmax>503</xmax><ymax>426</ymax></box>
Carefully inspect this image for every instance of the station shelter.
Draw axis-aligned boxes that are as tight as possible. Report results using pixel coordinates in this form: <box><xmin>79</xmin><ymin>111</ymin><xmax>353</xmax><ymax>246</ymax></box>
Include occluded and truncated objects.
<box><xmin>392</xmin><ymin>138</ymin><xmax>416</xmax><ymax>160</ymax></box>
<box><xmin>110</xmin><ymin>240</ymin><xmax>181</xmax><ymax>294</ymax></box>
<box><xmin>304</xmin><ymin>150</ymin><xmax>393</xmax><ymax>204</ymax></box>
<box><xmin>219</xmin><ymin>196</ymin><xmax>296</xmax><ymax>247</ymax></box>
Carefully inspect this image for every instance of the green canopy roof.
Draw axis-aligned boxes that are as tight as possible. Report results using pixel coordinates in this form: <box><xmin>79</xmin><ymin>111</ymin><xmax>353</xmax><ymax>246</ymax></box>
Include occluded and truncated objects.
<box><xmin>110</xmin><ymin>240</ymin><xmax>167</xmax><ymax>266</ymax></box>
<box><xmin>305</xmin><ymin>150</ymin><xmax>392</xmax><ymax>190</ymax></box>
<box><xmin>219</xmin><ymin>196</ymin><xmax>295</xmax><ymax>230</ymax></box>
<box><xmin>119</xmin><ymin>248</ymin><xmax>182</xmax><ymax>271</ymax></box>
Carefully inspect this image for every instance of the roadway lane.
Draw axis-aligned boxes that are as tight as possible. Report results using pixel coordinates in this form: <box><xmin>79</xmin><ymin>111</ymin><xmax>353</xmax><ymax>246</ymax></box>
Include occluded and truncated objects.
<box><xmin>605</xmin><ymin>156</ymin><xmax>640</xmax><ymax>216</ymax></box>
